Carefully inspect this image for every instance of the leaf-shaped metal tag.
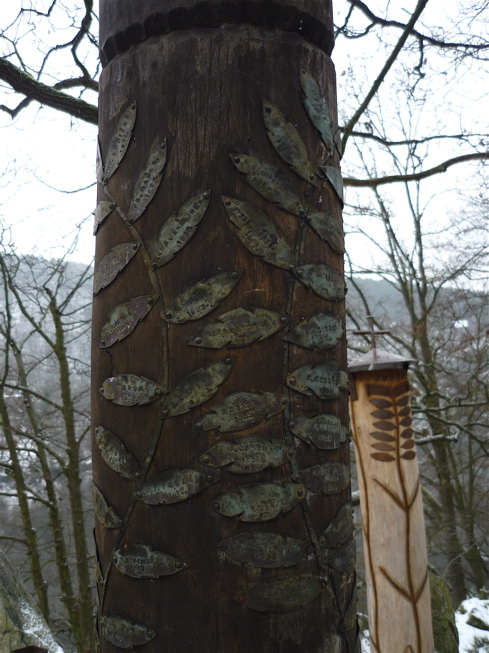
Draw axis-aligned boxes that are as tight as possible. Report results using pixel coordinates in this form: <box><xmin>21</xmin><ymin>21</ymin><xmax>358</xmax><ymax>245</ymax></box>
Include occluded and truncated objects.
<box><xmin>137</xmin><ymin>468</ymin><xmax>219</xmax><ymax>505</ymax></box>
<box><xmin>306</xmin><ymin>212</ymin><xmax>344</xmax><ymax>254</ymax></box>
<box><xmin>222</xmin><ymin>197</ymin><xmax>295</xmax><ymax>269</ymax></box>
<box><xmin>93</xmin><ymin>242</ymin><xmax>140</xmax><ymax>295</ymax></box>
<box><xmin>294</xmin><ymin>263</ymin><xmax>345</xmax><ymax>301</ymax></box>
<box><xmin>165</xmin><ymin>270</ymin><xmax>243</xmax><ymax>324</ymax></box>
<box><xmin>153</xmin><ymin>190</ymin><xmax>211</xmax><ymax>267</ymax></box>
<box><xmin>100</xmin><ymin>615</ymin><xmax>156</xmax><ymax>649</ymax></box>
<box><xmin>189</xmin><ymin>307</ymin><xmax>287</xmax><ymax>349</ymax></box>
<box><xmin>292</xmin><ymin>462</ymin><xmax>349</xmax><ymax>494</ymax></box>
<box><xmin>218</xmin><ymin>532</ymin><xmax>308</xmax><ymax>568</ymax></box>
<box><xmin>93</xmin><ymin>200</ymin><xmax>116</xmax><ymax>234</ymax></box>
<box><xmin>200</xmin><ymin>436</ymin><xmax>296</xmax><ymax>473</ymax></box>
<box><xmin>92</xmin><ymin>483</ymin><xmax>123</xmax><ymax>529</ymax></box>
<box><xmin>95</xmin><ymin>426</ymin><xmax>141</xmax><ymax>480</ymax></box>
<box><xmin>287</xmin><ymin>362</ymin><xmax>348</xmax><ymax>400</ymax></box>
<box><xmin>324</xmin><ymin>165</ymin><xmax>343</xmax><ymax>204</ymax></box>
<box><xmin>213</xmin><ymin>481</ymin><xmax>305</xmax><ymax>521</ymax></box>
<box><xmin>289</xmin><ymin>414</ymin><xmax>347</xmax><ymax>450</ymax></box>
<box><xmin>287</xmin><ymin>312</ymin><xmax>343</xmax><ymax>351</ymax></box>
<box><xmin>197</xmin><ymin>391</ymin><xmax>288</xmax><ymax>432</ymax></box>
<box><xmin>113</xmin><ymin>544</ymin><xmax>188</xmax><ymax>578</ymax></box>
<box><xmin>300</xmin><ymin>65</ymin><xmax>333</xmax><ymax>154</ymax></box>
<box><xmin>162</xmin><ymin>357</ymin><xmax>233</xmax><ymax>417</ymax></box>
<box><xmin>103</xmin><ymin>101</ymin><xmax>137</xmax><ymax>183</ymax></box>
<box><xmin>319</xmin><ymin>502</ymin><xmax>354</xmax><ymax>548</ymax></box>
<box><xmin>262</xmin><ymin>100</ymin><xmax>317</xmax><ymax>184</ymax></box>
<box><xmin>322</xmin><ymin>539</ymin><xmax>356</xmax><ymax>574</ymax></box>
<box><xmin>236</xmin><ymin>576</ymin><xmax>324</xmax><ymax>612</ymax></box>
<box><xmin>100</xmin><ymin>374</ymin><xmax>163</xmax><ymax>406</ymax></box>
<box><xmin>128</xmin><ymin>139</ymin><xmax>167</xmax><ymax>222</ymax></box>
<box><xmin>230</xmin><ymin>154</ymin><xmax>304</xmax><ymax>216</ymax></box>
<box><xmin>100</xmin><ymin>295</ymin><xmax>156</xmax><ymax>348</ymax></box>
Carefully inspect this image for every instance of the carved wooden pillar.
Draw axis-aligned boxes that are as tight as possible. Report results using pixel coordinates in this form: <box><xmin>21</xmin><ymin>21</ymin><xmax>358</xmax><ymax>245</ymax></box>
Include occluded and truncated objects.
<box><xmin>349</xmin><ymin>348</ymin><xmax>434</xmax><ymax>653</ymax></box>
<box><xmin>93</xmin><ymin>2</ymin><xmax>358</xmax><ymax>651</ymax></box>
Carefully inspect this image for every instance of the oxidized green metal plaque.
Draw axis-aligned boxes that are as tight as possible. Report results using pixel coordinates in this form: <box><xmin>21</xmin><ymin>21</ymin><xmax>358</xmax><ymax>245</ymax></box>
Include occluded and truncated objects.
<box><xmin>189</xmin><ymin>307</ymin><xmax>287</xmax><ymax>349</ymax></box>
<box><xmin>236</xmin><ymin>576</ymin><xmax>324</xmax><ymax>612</ymax></box>
<box><xmin>286</xmin><ymin>312</ymin><xmax>343</xmax><ymax>351</ymax></box>
<box><xmin>319</xmin><ymin>502</ymin><xmax>354</xmax><ymax>548</ymax></box>
<box><xmin>222</xmin><ymin>197</ymin><xmax>295</xmax><ymax>270</ymax></box>
<box><xmin>230</xmin><ymin>154</ymin><xmax>304</xmax><ymax>216</ymax></box>
<box><xmin>213</xmin><ymin>481</ymin><xmax>306</xmax><ymax>522</ymax></box>
<box><xmin>262</xmin><ymin>100</ymin><xmax>317</xmax><ymax>184</ymax></box>
<box><xmin>92</xmin><ymin>483</ymin><xmax>123</xmax><ymax>529</ymax></box>
<box><xmin>165</xmin><ymin>270</ymin><xmax>243</xmax><ymax>324</ymax></box>
<box><xmin>294</xmin><ymin>263</ymin><xmax>345</xmax><ymax>301</ymax></box>
<box><xmin>127</xmin><ymin>139</ymin><xmax>167</xmax><ymax>222</ymax></box>
<box><xmin>199</xmin><ymin>436</ymin><xmax>296</xmax><ymax>473</ymax></box>
<box><xmin>113</xmin><ymin>544</ymin><xmax>188</xmax><ymax>578</ymax></box>
<box><xmin>100</xmin><ymin>374</ymin><xmax>164</xmax><ymax>406</ymax></box>
<box><xmin>197</xmin><ymin>391</ymin><xmax>288</xmax><ymax>432</ymax></box>
<box><xmin>306</xmin><ymin>212</ymin><xmax>345</xmax><ymax>254</ymax></box>
<box><xmin>99</xmin><ymin>295</ymin><xmax>156</xmax><ymax>348</ymax></box>
<box><xmin>137</xmin><ymin>468</ymin><xmax>219</xmax><ymax>505</ymax></box>
<box><xmin>162</xmin><ymin>357</ymin><xmax>233</xmax><ymax>417</ymax></box>
<box><xmin>218</xmin><ymin>532</ymin><xmax>308</xmax><ymax>568</ymax></box>
<box><xmin>289</xmin><ymin>414</ymin><xmax>347</xmax><ymax>450</ymax></box>
<box><xmin>95</xmin><ymin>426</ymin><xmax>141</xmax><ymax>480</ymax></box>
<box><xmin>322</xmin><ymin>539</ymin><xmax>356</xmax><ymax>574</ymax></box>
<box><xmin>93</xmin><ymin>242</ymin><xmax>139</xmax><ymax>295</ymax></box>
<box><xmin>102</xmin><ymin>100</ymin><xmax>137</xmax><ymax>183</ymax></box>
<box><xmin>100</xmin><ymin>615</ymin><xmax>156</xmax><ymax>649</ymax></box>
<box><xmin>299</xmin><ymin>65</ymin><xmax>333</xmax><ymax>155</ymax></box>
<box><xmin>286</xmin><ymin>362</ymin><xmax>348</xmax><ymax>400</ymax></box>
<box><xmin>93</xmin><ymin>200</ymin><xmax>116</xmax><ymax>234</ymax></box>
<box><xmin>153</xmin><ymin>190</ymin><xmax>211</xmax><ymax>267</ymax></box>
<box><xmin>292</xmin><ymin>462</ymin><xmax>350</xmax><ymax>494</ymax></box>
<box><xmin>324</xmin><ymin>165</ymin><xmax>344</xmax><ymax>204</ymax></box>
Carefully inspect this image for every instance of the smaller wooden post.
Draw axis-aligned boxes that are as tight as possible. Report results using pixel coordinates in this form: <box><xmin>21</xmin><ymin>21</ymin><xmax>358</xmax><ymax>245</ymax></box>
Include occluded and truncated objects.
<box><xmin>349</xmin><ymin>319</ymin><xmax>434</xmax><ymax>653</ymax></box>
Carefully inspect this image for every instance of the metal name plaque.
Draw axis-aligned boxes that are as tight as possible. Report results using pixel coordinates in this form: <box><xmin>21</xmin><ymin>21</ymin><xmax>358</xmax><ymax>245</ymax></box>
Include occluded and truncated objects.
<box><xmin>197</xmin><ymin>391</ymin><xmax>288</xmax><ymax>432</ymax></box>
<box><xmin>93</xmin><ymin>242</ymin><xmax>139</xmax><ymax>295</ymax></box>
<box><xmin>235</xmin><ymin>576</ymin><xmax>324</xmax><ymax>613</ymax></box>
<box><xmin>99</xmin><ymin>295</ymin><xmax>155</xmax><ymax>348</ymax></box>
<box><xmin>100</xmin><ymin>615</ymin><xmax>156</xmax><ymax>649</ymax></box>
<box><xmin>300</xmin><ymin>65</ymin><xmax>333</xmax><ymax>155</ymax></box>
<box><xmin>200</xmin><ymin>436</ymin><xmax>296</xmax><ymax>473</ymax></box>
<box><xmin>102</xmin><ymin>101</ymin><xmax>137</xmax><ymax>184</ymax></box>
<box><xmin>95</xmin><ymin>426</ymin><xmax>141</xmax><ymax>480</ymax></box>
<box><xmin>92</xmin><ymin>483</ymin><xmax>123</xmax><ymax>529</ymax></box>
<box><xmin>292</xmin><ymin>462</ymin><xmax>350</xmax><ymax>494</ymax></box>
<box><xmin>99</xmin><ymin>374</ymin><xmax>163</xmax><ymax>406</ymax></box>
<box><xmin>286</xmin><ymin>362</ymin><xmax>348</xmax><ymax>400</ymax></box>
<box><xmin>319</xmin><ymin>502</ymin><xmax>354</xmax><ymax>548</ymax></box>
<box><xmin>289</xmin><ymin>414</ymin><xmax>347</xmax><ymax>450</ymax></box>
<box><xmin>287</xmin><ymin>312</ymin><xmax>343</xmax><ymax>351</ymax></box>
<box><xmin>113</xmin><ymin>544</ymin><xmax>188</xmax><ymax>578</ymax></box>
<box><xmin>305</xmin><ymin>212</ymin><xmax>344</xmax><ymax>254</ymax></box>
<box><xmin>218</xmin><ymin>532</ymin><xmax>308</xmax><ymax>568</ymax></box>
<box><xmin>137</xmin><ymin>468</ymin><xmax>219</xmax><ymax>505</ymax></box>
<box><xmin>213</xmin><ymin>481</ymin><xmax>306</xmax><ymax>522</ymax></box>
<box><xmin>294</xmin><ymin>263</ymin><xmax>345</xmax><ymax>301</ymax></box>
<box><xmin>128</xmin><ymin>139</ymin><xmax>167</xmax><ymax>222</ymax></box>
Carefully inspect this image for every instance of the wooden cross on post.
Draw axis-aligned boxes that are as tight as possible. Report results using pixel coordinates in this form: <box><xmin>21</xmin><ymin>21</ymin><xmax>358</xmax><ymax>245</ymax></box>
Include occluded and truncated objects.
<box><xmin>353</xmin><ymin>315</ymin><xmax>391</xmax><ymax>365</ymax></box>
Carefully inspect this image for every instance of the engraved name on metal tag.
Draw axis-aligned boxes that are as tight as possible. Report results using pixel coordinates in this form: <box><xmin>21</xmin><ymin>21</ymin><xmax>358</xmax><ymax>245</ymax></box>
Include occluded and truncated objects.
<box><xmin>100</xmin><ymin>374</ymin><xmax>163</xmax><ymax>406</ymax></box>
<box><xmin>113</xmin><ymin>544</ymin><xmax>188</xmax><ymax>578</ymax></box>
<box><xmin>200</xmin><ymin>436</ymin><xmax>296</xmax><ymax>473</ymax></box>
<box><xmin>300</xmin><ymin>65</ymin><xmax>333</xmax><ymax>154</ymax></box>
<box><xmin>102</xmin><ymin>100</ymin><xmax>137</xmax><ymax>184</ymax></box>
<box><xmin>128</xmin><ymin>139</ymin><xmax>167</xmax><ymax>222</ymax></box>
<box><xmin>287</xmin><ymin>362</ymin><xmax>348</xmax><ymax>400</ymax></box>
<box><xmin>93</xmin><ymin>200</ymin><xmax>116</xmax><ymax>234</ymax></box>
<box><xmin>93</xmin><ymin>242</ymin><xmax>139</xmax><ymax>295</ymax></box>
<box><xmin>92</xmin><ymin>483</ymin><xmax>123</xmax><ymax>529</ymax></box>
<box><xmin>99</xmin><ymin>295</ymin><xmax>155</xmax><ymax>348</ymax></box>
<box><xmin>100</xmin><ymin>615</ymin><xmax>156</xmax><ymax>649</ymax></box>
<box><xmin>294</xmin><ymin>263</ymin><xmax>345</xmax><ymax>301</ymax></box>
<box><xmin>137</xmin><ymin>468</ymin><xmax>219</xmax><ymax>505</ymax></box>
<box><xmin>235</xmin><ymin>576</ymin><xmax>324</xmax><ymax>612</ymax></box>
<box><xmin>287</xmin><ymin>312</ymin><xmax>343</xmax><ymax>351</ymax></box>
<box><xmin>306</xmin><ymin>212</ymin><xmax>344</xmax><ymax>254</ymax></box>
<box><xmin>95</xmin><ymin>426</ymin><xmax>141</xmax><ymax>480</ymax></box>
<box><xmin>218</xmin><ymin>532</ymin><xmax>308</xmax><ymax>568</ymax></box>
<box><xmin>292</xmin><ymin>462</ymin><xmax>350</xmax><ymax>494</ymax></box>
<box><xmin>197</xmin><ymin>391</ymin><xmax>288</xmax><ymax>432</ymax></box>
<box><xmin>213</xmin><ymin>481</ymin><xmax>306</xmax><ymax>522</ymax></box>
<box><xmin>289</xmin><ymin>414</ymin><xmax>347</xmax><ymax>450</ymax></box>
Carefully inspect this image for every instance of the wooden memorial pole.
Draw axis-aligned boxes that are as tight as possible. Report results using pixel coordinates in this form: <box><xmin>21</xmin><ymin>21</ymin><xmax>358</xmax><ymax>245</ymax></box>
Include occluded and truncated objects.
<box><xmin>92</xmin><ymin>1</ymin><xmax>358</xmax><ymax>651</ymax></box>
<box><xmin>349</xmin><ymin>317</ymin><xmax>434</xmax><ymax>653</ymax></box>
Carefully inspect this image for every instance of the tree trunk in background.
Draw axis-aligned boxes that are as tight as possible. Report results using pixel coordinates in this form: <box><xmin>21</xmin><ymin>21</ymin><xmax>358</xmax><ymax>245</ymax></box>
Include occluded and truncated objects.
<box><xmin>93</xmin><ymin>2</ymin><xmax>358</xmax><ymax>651</ymax></box>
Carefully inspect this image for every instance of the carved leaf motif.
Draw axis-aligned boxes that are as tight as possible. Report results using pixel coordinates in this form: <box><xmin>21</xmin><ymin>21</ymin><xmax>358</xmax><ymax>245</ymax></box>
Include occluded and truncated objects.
<box><xmin>165</xmin><ymin>270</ymin><xmax>243</xmax><ymax>324</ymax></box>
<box><xmin>370</xmin><ymin>431</ymin><xmax>395</xmax><ymax>443</ymax></box>
<box><xmin>153</xmin><ymin>190</ymin><xmax>211</xmax><ymax>267</ymax></box>
<box><xmin>286</xmin><ymin>362</ymin><xmax>348</xmax><ymax>400</ymax></box>
<box><xmin>113</xmin><ymin>544</ymin><xmax>188</xmax><ymax>578</ymax></box>
<box><xmin>294</xmin><ymin>263</ymin><xmax>345</xmax><ymax>301</ymax></box>
<box><xmin>99</xmin><ymin>295</ymin><xmax>156</xmax><ymax>348</ymax></box>
<box><xmin>370</xmin><ymin>398</ymin><xmax>392</xmax><ymax>409</ymax></box>
<box><xmin>401</xmin><ymin>428</ymin><xmax>414</xmax><ymax>439</ymax></box>
<box><xmin>262</xmin><ymin>100</ymin><xmax>317</xmax><ymax>183</ymax></box>
<box><xmin>371</xmin><ymin>453</ymin><xmax>395</xmax><ymax>462</ymax></box>
<box><xmin>230</xmin><ymin>154</ymin><xmax>304</xmax><ymax>216</ymax></box>
<box><xmin>100</xmin><ymin>615</ymin><xmax>156</xmax><ymax>649</ymax></box>
<box><xmin>137</xmin><ymin>468</ymin><xmax>219</xmax><ymax>505</ymax></box>
<box><xmin>93</xmin><ymin>200</ymin><xmax>116</xmax><ymax>234</ymax></box>
<box><xmin>287</xmin><ymin>312</ymin><xmax>343</xmax><ymax>351</ymax></box>
<box><xmin>401</xmin><ymin>451</ymin><xmax>416</xmax><ymax>460</ymax></box>
<box><xmin>100</xmin><ymin>373</ymin><xmax>164</xmax><ymax>406</ymax></box>
<box><xmin>371</xmin><ymin>408</ymin><xmax>394</xmax><ymax>419</ymax></box>
<box><xmin>162</xmin><ymin>357</ymin><xmax>234</xmax><ymax>417</ymax></box>
<box><xmin>372</xmin><ymin>442</ymin><xmax>395</xmax><ymax>452</ymax></box>
<box><xmin>128</xmin><ymin>139</ymin><xmax>167</xmax><ymax>221</ymax></box>
<box><xmin>306</xmin><ymin>212</ymin><xmax>345</xmax><ymax>253</ymax></box>
<box><xmin>200</xmin><ymin>436</ymin><xmax>296</xmax><ymax>473</ymax></box>
<box><xmin>213</xmin><ymin>481</ymin><xmax>306</xmax><ymax>522</ymax></box>
<box><xmin>95</xmin><ymin>426</ymin><xmax>141</xmax><ymax>480</ymax></box>
<box><xmin>93</xmin><ymin>242</ymin><xmax>140</xmax><ymax>295</ymax></box>
<box><xmin>92</xmin><ymin>483</ymin><xmax>123</xmax><ymax>529</ymax></box>
<box><xmin>289</xmin><ymin>414</ymin><xmax>347</xmax><ymax>450</ymax></box>
<box><xmin>222</xmin><ymin>197</ymin><xmax>295</xmax><ymax>270</ymax></box>
<box><xmin>236</xmin><ymin>576</ymin><xmax>324</xmax><ymax>612</ymax></box>
<box><xmin>299</xmin><ymin>65</ymin><xmax>334</xmax><ymax>154</ymax></box>
<box><xmin>218</xmin><ymin>532</ymin><xmax>308</xmax><ymax>568</ymax></box>
<box><xmin>102</xmin><ymin>101</ymin><xmax>137</xmax><ymax>183</ymax></box>
<box><xmin>292</xmin><ymin>462</ymin><xmax>350</xmax><ymax>494</ymax></box>
<box><xmin>189</xmin><ymin>307</ymin><xmax>287</xmax><ymax>349</ymax></box>
<box><xmin>197</xmin><ymin>391</ymin><xmax>288</xmax><ymax>432</ymax></box>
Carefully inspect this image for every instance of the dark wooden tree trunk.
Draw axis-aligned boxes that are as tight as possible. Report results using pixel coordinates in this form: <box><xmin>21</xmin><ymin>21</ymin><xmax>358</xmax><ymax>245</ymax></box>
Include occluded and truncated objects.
<box><xmin>93</xmin><ymin>2</ymin><xmax>358</xmax><ymax>651</ymax></box>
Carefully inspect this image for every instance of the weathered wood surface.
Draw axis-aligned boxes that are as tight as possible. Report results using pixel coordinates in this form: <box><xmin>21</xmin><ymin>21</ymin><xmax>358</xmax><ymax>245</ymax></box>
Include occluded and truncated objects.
<box><xmin>350</xmin><ymin>369</ymin><xmax>434</xmax><ymax>653</ymax></box>
<box><xmin>93</xmin><ymin>2</ymin><xmax>356</xmax><ymax>650</ymax></box>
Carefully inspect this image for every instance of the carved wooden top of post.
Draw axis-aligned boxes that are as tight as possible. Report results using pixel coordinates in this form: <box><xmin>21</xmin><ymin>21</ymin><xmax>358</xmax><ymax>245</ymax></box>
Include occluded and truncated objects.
<box><xmin>349</xmin><ymin>315</ymin><xmax>416</xmax><ymax>373</ymax></box>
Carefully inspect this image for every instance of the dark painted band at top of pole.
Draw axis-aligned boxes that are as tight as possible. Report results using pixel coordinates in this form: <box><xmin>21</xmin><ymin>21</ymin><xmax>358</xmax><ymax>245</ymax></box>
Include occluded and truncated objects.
<box><xmin>99</xmin><ymin>0</ymin><xmax>334</xmax><ymax>66</ymax></box>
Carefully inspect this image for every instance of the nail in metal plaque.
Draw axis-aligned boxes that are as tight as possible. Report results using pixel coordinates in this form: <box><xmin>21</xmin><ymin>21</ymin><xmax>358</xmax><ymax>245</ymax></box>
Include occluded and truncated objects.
<box><xmin>319</xmin><ymin>502</ymin><xmax>354</xmax><ymax>548</ymax></box>
<box><xmin>137</xmin><ymin>468</ymin><xmax>219</xmax><ymax>505</ymax></box>
<box><xmin>286</xmin><ymin>362</ymin><xmax>348</xmax><ymax>400</ymax></box>
<box><xmin>197</xmin><ymin>391</ymin><xmax>288</xmax><ymax>432</ymax></box>
<box><xmin>93</xmin><ymin>200</ymin><xmax>116</xmax><ymax>234</ymax></box>
<box><xmin>165</xmin><ymin>270</ymin><xmax>243</xmax><ymax>324</ymax></box>
<box><xmin>128</xmin><ymin>139</ymin><xmax>167</xmax><ymax>222</ymax></box>
<box><xmin>189</xmin><ymin>307</ymin><xmax>287</xmax><ymax>349</ymax></box>
<box><xmin>99</xmin><ymin>295</ymin><xmax>155</xmax><ymax>348</ymax></box>
<box><xmin>289</xmin><ymin>414</ymin><xmax>347</xmax><ymax>450</ymax></box>
<box><xmin>100</xmin><ymin>374</ymin><xmax>163</xmax><ymax>406</ymax></box>
<box><xmin>222</xmin><ymin>197</ymin><xmax>295</xmax><ymax>270</ymax></box>
<box><xmin>162</xmin><ymin>357</ymin><xmax>233</xmax><ymax>417</ymax></box>
<box><xmin>113</xmin><ymin>544</ymin><xmax>188</xmax><ymax>578</ymax></box>
<box><xmin>287</xmin><ymin>312</ymin><xmax>343</xmax><ymax>351</ymax></box>
<box><xmin>300</xmin><ymin>65</ymin><xmax>333</xmax><ymax>154</ymax></box>
<box><xmin>92</xmin><ymin>483</ymin><xmax>123</xmax><ymax>529</ymax></box>
<box><xmin>292</xmin><ymin>462</ymin><xmax>349</xmax><ymax>494</ymax></box>
<box><xmin>100</xmin><ymin>615</ymin><xmax>156</xmax><ymax>649</ymax></box>
<box><xmin>93</xmin><ymin>242</ymin><xmax>139</xmax><ymax>295</ymax></box>
<box><xmin>102</xmin><ymin>101</ymin><xmax>137</xmax><ymax>184</ymax></box>
<box><xmin>219</xmin><ymin>532</ymin><xmax>308</xmax><ymax>568</ymax></box>
<box><xmin>213</xmin><ymin>481</ymin><xmax>306</xmax><ymax>522</ymax></box>
<box><xmin>236</xmin><ymin>576</ymin><xmax>324</xmax><ymax>612</ymax></box>
<box><xmin>95</xmin><ymin>426</ymin><xmax>141</xmax><ymax>480</ymax></box>
<box><xmin>306</xmin><ymin>212</ymin><xmax>344</xmax><ymax>254</ymax></box>
<box><xmin>294</xmin><ymin>263</ymin><xmax>345</xmax><ymax>301</ymax></box>
<box><xmin>200</xmin><ymin>436</ymin><xmax>296</xmax><ymax>473</ymax></box>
